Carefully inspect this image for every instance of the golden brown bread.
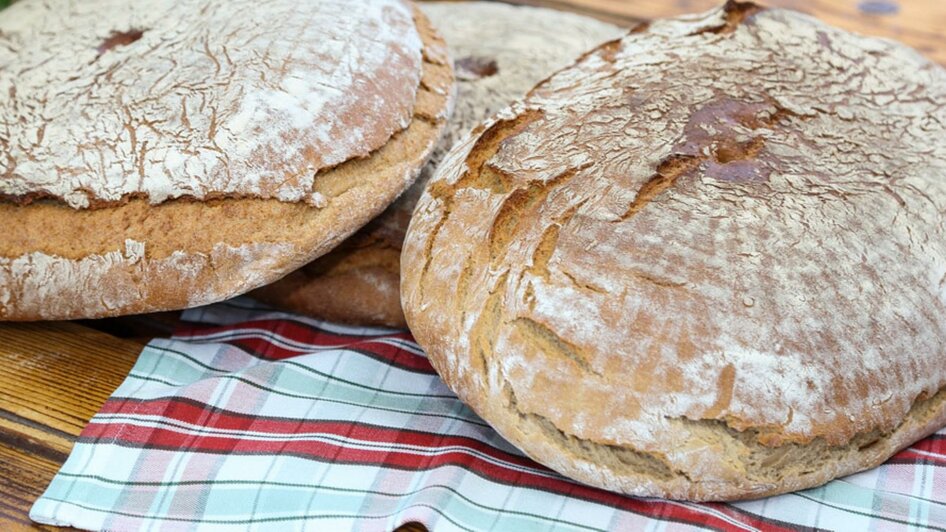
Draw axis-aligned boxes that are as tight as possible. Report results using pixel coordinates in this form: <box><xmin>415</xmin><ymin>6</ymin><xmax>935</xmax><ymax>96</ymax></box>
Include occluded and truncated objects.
<box><xmin>0</xmin><ymin>0</ymin><xmax>454</xmax><ymax>320</ymax></box>
<box><xmin>401</xmin><ymin>1</ymin><xmax>946</xmax><ymax>500</ymax></box>
<box><xmin>252</xmin><ymin>2</ymin><xmax>622</xmax><ymax>327</ymax></box>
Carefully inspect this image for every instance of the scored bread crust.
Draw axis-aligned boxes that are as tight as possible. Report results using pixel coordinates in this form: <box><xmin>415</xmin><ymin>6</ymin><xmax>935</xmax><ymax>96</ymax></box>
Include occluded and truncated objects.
<box><xmin>252</xmin><ymin>1</ymin><xmax>623</xmax><ymax>327</ymax></box>
<box><xmin>400</xmin><ymin>2</ymin><xmax>946</xmax><ymax>500</ymax></box>
<box><xmin>0</xmin><ymin>4</ymin><xmax>454</xmax><ymax>320</ymax></box>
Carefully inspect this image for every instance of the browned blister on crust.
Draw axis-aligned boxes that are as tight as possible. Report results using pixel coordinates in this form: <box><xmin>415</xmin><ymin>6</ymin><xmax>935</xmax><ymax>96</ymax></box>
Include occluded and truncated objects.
<box><xmin>401</xmin><ymin>1</ymin><xmax>946</xmax><ymax>501</ymax></box>
<box><xmin>0</xmin><ymin>1</ymin><xmax>455</xmax><ymax>320</ymax></box>
<box><xmin>253</xmin><ymin>1</ymin><xmax>623</xmax><ymax>327</ymax></box>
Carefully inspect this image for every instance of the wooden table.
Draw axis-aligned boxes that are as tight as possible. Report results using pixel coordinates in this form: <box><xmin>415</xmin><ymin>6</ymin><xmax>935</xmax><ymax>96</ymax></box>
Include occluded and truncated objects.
<box><xmin>1</xmin><ymin>0</ymin><xmax>942</xmax><ymax>530</ymax></box>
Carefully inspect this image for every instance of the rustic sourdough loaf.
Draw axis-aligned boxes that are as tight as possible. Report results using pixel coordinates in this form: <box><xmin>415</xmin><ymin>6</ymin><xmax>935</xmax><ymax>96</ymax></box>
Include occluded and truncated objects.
<box><xmin>252</xmin><ymin>2</ymin><xmax>622</xmax><ymax>327</ymax></box>
<box><xmin>401</xmin><ymin>1</ymin><xmax>946</xmax><ymax>500</ymax></box>
<box><xmin>0</xmin><ymin>0</ymin><xmax>453</xmax><ymax>320</ymax></box>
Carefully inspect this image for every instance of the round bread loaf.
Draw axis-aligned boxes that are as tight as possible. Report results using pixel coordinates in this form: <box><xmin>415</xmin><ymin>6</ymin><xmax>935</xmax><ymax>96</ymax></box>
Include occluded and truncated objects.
<box><xmin>252</xmin><ymin>2</ymin><xmax>622</xmax><ymax>328</ymax></box>
<box><xmin>0</xmin><ymin>0</ymin><xmax>453</xmax><ymax>320</ymax></box>
<box><xmin>401</xmin><ymin>1</ymin><xmax>946</xmax><ymax>501</ymax></box>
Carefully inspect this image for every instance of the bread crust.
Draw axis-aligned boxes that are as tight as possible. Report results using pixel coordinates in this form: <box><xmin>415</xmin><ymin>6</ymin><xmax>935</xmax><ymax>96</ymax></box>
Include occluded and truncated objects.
<box><xmin>0</xmin><ymin>0</ymin><xmax>422</xmax><ymax>208</ymax></box>
<box><xmin>253</xmin><ymin>2</ymin><xmax>622</xmax><ymax>327</ymax></box>
<box><xmin>401</xmin><ymin>1</ymin><xmax>946</xmax><ymax>500</ymax></box>
<box><xmin>0</xmin><ymin>3</ymin><xmax>454</xmax><ymax>320</ymax></box>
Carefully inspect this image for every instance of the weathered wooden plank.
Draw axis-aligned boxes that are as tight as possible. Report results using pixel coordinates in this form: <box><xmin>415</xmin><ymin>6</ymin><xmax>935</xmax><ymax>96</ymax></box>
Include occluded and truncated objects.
<box><xmin>0</xmin><ymin>322</ymin><xmax>143</xmax><ymax>529</ymax></box>
<box><xmin>0</xmin><ymin>442</ymin><xmax>61</xmax><ymax>531</ymax></box>
<box><xmin>0</xmin><ymin>322</ymin><xmax>141</xmax><ymax>438</ymax></box>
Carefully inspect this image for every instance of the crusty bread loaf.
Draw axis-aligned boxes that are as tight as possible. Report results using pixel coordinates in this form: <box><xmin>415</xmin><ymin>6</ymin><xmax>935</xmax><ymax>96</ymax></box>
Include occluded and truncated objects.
<box><xmin>401</xmin><ymin>1</ymin><xmax>946</xmax><ymax>501</ymax></box>
<box><xmin>0</xmin><ymin>0</ymin><xmax>454</xmax><ymax>320</ymax></box>
<box><xmin>252</xmin><ymin>2</ymin><xmax>622</xmax><ymax>327</ymax></box>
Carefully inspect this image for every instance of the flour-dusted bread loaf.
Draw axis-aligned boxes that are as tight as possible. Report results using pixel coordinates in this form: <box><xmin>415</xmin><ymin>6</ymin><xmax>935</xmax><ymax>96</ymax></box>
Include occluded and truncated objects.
<box><xmin>401</xmin><ymin>1</ymin><xmax>946</xmax><ymax>501</ymax></box>
<box><xmin>252</xmin><ymin>2</ymin><xmax>622</xmax><ymax>327</ymax></box>
<box><xmin>0</xmin><ymin>0</ymin><xmax>453</xmax><ymax>320</ymax></box>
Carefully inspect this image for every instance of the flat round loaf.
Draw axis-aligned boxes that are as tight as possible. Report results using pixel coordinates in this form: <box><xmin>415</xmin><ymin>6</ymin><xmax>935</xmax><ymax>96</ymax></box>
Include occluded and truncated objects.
<box><xmin>401</xmin><ymin>1</ymin><xmax>946</xmax><ymax>501</ymax></box>
<box><xmin>252</xmin><ymin>2</ymin><xmax>622</xmax><ymax>327</ymax></box>
<box><xmin>0</xmin><ymin>0</ymin><xmax>453</xmax><ymax>320</ymax></box>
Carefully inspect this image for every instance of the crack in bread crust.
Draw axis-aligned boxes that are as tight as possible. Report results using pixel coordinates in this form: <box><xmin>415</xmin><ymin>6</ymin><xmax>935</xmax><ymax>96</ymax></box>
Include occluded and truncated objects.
<box><xmin>491</xmin><ymin>371</ymin><xmax>946</xmax><ymax>501</ymax></box>
<box><xmin>401</xmin><ymin>0</ymin><xmax>946</xmax><ymax>501</ymax></box>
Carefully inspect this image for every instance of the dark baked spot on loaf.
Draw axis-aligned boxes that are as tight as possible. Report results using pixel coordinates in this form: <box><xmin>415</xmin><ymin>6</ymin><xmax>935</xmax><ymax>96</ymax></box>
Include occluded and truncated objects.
<box><xmin>715</xmin><ymin>137</ymin><xmax>766</xmax><ymax>164</ymax></box>
<box><xmin>596</xmin><ymin>39</ymin><xmax>624</xmax><ymax>64</ymax></box>
<box><xmin>617</xmin><ymin>97</ymin><xmax>806</xmax><ymax>220</ymax></box>
<box><xmin>676</xmin><ymin>98</ymin><xmax>798</xmax><ymax>160</ymax></box>
<box><xmin>625</xmin><ymin>97</ymin><xmax>806</xmax><ymax>215</ymax></box>
<box><xmin>97</xmin><ymin>29</ymin><xmax>145</xmax><ymax>56</ymax></box>
<box><xmin>690</xmin><ymin>1</ymin><xmax>764</xmax><ymax>36</ymax></box>
<box><xmin>455</xmin><ymin>56</ymin><xmax>499</xmax><ymax>81</ymax></box>
<box><xmin>674</xmin><ymin>97</ymin><xmax>804</xmax><ymax>183</ymax></box>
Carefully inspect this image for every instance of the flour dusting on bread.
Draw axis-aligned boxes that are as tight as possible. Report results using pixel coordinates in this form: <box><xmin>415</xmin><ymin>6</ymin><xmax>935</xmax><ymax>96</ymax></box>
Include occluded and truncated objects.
<box><xmin>0</xmin><ymin>0</ymin><xmax>422</xmax><ymax>207</ymax></box>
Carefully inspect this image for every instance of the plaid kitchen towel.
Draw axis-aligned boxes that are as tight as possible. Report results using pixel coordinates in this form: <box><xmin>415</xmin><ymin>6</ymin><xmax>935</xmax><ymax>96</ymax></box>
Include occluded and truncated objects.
<box><xmin>30</xmin><ymin>298</ymin><xmax>946</xmax><ymax>531</ymax></box>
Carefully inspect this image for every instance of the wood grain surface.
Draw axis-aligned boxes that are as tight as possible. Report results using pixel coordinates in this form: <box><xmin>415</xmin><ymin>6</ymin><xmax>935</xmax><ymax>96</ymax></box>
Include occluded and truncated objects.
<box><xmin>0</xmin><ymin>323</ymin><xmax>140</xmax><ymax>531</ymax></box>
<box><xmin>1</xmin><ymin>0</ymin><xmax>941</xmax><ymax>530</ymax></box>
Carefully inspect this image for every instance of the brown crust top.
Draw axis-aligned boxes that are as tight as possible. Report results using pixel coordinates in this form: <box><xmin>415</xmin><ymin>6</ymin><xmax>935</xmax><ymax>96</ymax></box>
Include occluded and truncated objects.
<box><xmin>0</xmin><ymin>5</ymin><xmax>454</xmax><ymax>320</ymax></box>
<box><xmin>0</xmin><ymin>0</ymin><xmax>422</xmax><ymax>208</ymax></box>
<box><xmin>401</xmin><ymin>2</ymin><xmax>946</xmax><ymax>500</ymax></box>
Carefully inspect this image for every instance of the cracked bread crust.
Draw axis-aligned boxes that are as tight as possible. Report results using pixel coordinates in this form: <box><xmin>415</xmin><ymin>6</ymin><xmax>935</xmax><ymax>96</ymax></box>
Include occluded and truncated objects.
<box><xmin>251</xmin><ymin>2</ymin><xmax>622</xmax><ymax>328</ymax></box>
<box><xmin>0</xmin><ymin>4</ymin><xmax>454</xmax><ymax>320</ymax></box>
<box><xmin>0</xmin><ymin>0</ymin><xmax>422</xmax><ymax>208</ymax></box>
<box><xmin>400</xmin><ymin>1</ymin><xmax>946</xmax><ymax>500</ymax></box>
